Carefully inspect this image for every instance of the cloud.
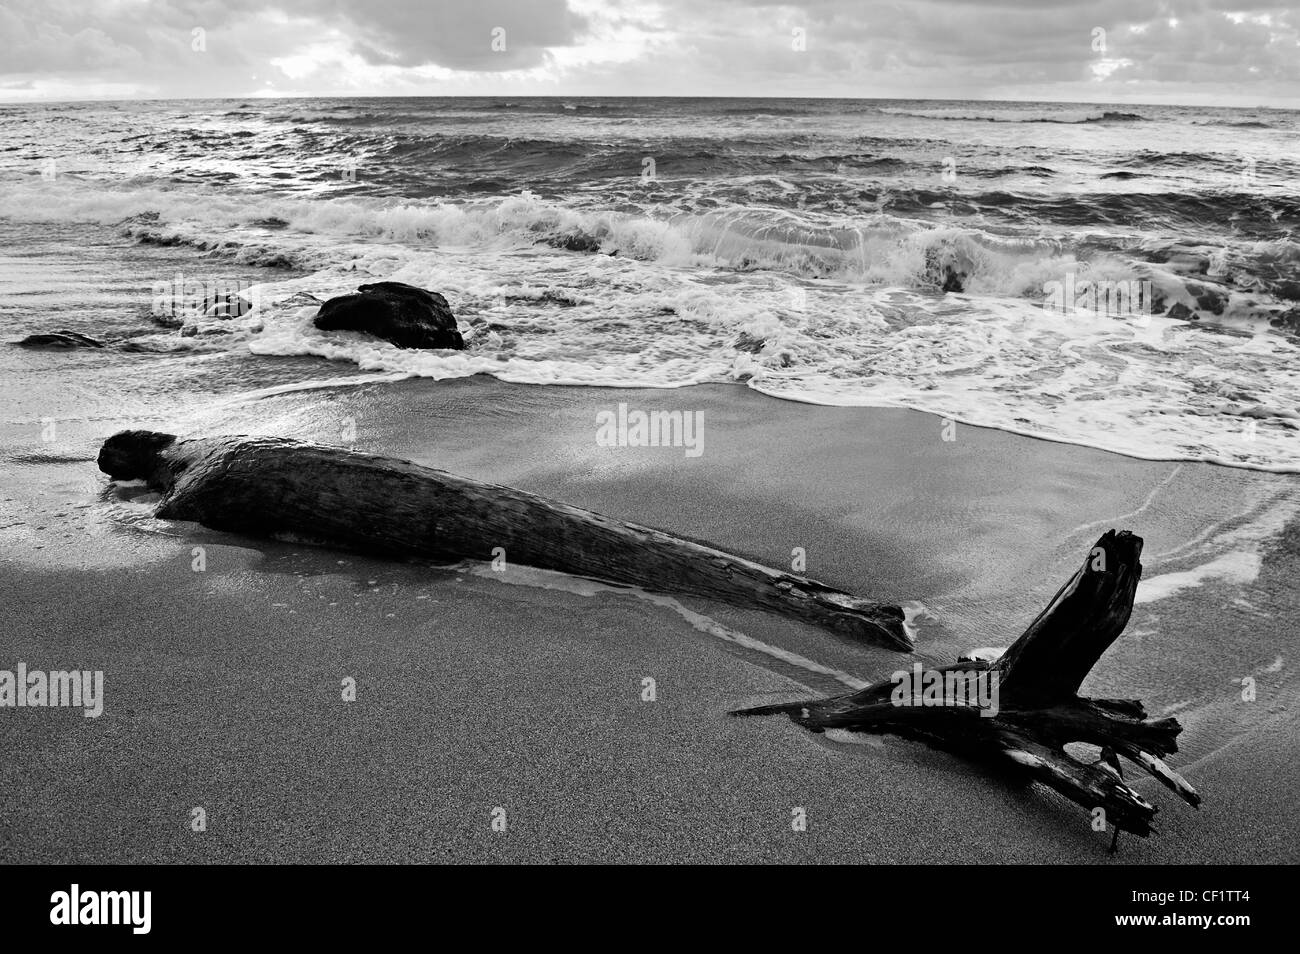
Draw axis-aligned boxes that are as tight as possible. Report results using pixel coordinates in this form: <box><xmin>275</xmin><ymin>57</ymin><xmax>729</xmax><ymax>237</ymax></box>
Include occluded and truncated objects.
<box><xmin>337</xmin><ymin>0</ymin><xmax>588</xmax><ymax>70</ymax></box>
<box><xmin>0</xmin><ymin>0</ymin><xmax>1295</xmax><ymax>103</ymax></box>
<box><xmin>0</xmin><ymin>4</ymin><xmax>143</xmax><ymax>72</ymax></box>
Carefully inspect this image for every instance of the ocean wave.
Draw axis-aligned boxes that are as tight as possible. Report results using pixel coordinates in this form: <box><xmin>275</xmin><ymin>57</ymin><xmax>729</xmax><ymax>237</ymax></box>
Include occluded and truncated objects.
<box><xmin>719</xmin><ymin>105</ymin><xmax>810</xmax><ymax>116</ymax></box>
<box><xmin>6</xmin><ymin>181</ymin><xmax>1298</xmax><ymax>325</ymax></box>
<box><xmin>860</xmin><ymin>187</ymin><xmax>1297</xmax><ymax>240</ymax></box>
<box><xmin>880</xmin><ymin>107</ymin><xmax>1145</xmax><ymax>124</ymax></box>
<box><xmin>1193</xmin><ymin>119</ymin><xmax>1275</xmax><ymax>129</ymax></box>
<box><xmin>1111</xmin><ymin>150</ymin><xmax>1230</xmax><ymax>170</ymax></box>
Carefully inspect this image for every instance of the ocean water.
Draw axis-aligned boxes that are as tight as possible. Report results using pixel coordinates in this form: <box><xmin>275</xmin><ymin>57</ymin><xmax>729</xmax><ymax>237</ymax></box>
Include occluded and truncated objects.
<box><xmin>1</xmin><ymin>96</ymin><xmax>1298</xmax><ymax>470</ymax></box>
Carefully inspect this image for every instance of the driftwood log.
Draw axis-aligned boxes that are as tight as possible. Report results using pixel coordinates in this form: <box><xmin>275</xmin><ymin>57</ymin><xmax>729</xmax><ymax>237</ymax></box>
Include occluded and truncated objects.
<box><xmin>97</xmin><ymin>431</ymin><xmax>909</xmax><ymax>649</ymax></box>
<box><xmin>736</xmin><ymin>530</ymin><xmax>1200</xmax><ymax>839</ymax></box>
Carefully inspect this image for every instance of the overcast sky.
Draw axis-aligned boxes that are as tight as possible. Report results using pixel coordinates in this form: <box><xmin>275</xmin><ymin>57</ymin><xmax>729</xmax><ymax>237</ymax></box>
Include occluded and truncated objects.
<box><xmin>1</xmin><ymin>0</ymin><xmax>1296</xmax><ymax>105</ymax></box>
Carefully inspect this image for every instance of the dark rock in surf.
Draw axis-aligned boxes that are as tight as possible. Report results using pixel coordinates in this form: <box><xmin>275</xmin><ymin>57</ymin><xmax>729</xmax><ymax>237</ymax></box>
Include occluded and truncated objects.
<box><xmin>16</xmin><ymin>330</ymin><xmax>105</xmax><ymax>350</ymax></box>
<box><xmin>549</xmin><ymin>232</ymin><xmax>602</xmax><ymax>253</ymax></box>
<box><xmin>1165</xmin><ymin>302</ymin><xmax>1195</xmax><ymax>322</ymax></box>
<box><xmin>1272</xmin><ymin>281</ymin><xmax>1300</xmax><ymax>303</ymax></box>
<box><xmin>1271</xmin><ymin>308</ymin><xmax>1300</xmax><ymax>333</ymax></box>
<box><xmin>1186</xmin><ymin>282</ymin><xmax>1226</xmax><ymax>316</ymax></box>
<box><xmin>313</xmin><ymin>281</ymin><xmax>464</xmax><ymax>350</ymax></box>
<box><xmin>149</xmin><ymin>284</ymin><xmax>256</xmax><ymax>329</ymax></box>
<box><xmin>924</xmin><ymin>244</ymin><xmax>968</xmax><ymax>293</ymax></box>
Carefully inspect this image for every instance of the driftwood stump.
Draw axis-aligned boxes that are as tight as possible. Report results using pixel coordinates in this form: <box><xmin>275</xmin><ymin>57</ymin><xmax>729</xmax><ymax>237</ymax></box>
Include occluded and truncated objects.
<box><xmin>97</xmin><ymin>430</ymin><xmax>909</xmax><ymax>649</ymax></box>
<box><xmin>736</xmin><ymin>530</ymin><xmax>1200</xmax><ymax>838</ymax></box>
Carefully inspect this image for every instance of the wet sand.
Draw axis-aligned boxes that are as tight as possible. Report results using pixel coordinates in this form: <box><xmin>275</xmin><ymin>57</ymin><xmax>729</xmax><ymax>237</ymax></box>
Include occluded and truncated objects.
<box><xmin>2</xmin><ymin>377</ymin><xmax>1297</xmax><ymax>863</ymax></box>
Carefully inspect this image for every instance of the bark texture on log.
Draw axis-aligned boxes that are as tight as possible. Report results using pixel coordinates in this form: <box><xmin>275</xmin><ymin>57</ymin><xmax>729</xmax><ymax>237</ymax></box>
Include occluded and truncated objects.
<box><xmin>735</xmin><ymin>530</ymin><xmax>1200</xmax><ymax>838</ymax></box>
<box><xmin>97</xmin><ymin>430</ymin><xmax>909</xmax><ymax>649</ymax></box>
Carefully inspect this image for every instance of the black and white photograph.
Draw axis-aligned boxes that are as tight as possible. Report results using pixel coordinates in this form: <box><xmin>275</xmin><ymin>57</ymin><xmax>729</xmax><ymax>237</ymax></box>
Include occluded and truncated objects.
<box><xmin>0</xmin><ymin>0</ymin><xmax>1296</xmax><ymax>900</ymax></box>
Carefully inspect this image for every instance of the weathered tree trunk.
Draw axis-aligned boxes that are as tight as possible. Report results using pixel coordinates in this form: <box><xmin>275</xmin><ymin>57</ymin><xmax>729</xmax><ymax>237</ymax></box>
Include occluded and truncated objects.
<box><xmin>735</xmin><ymin>530</ymin><xmax>1200</xmax><ymax>838</ymax></box>
<box><xmin>97</xmin><ymin>430</ymin><xmax>909</xmax><ymax>649</ymax></box>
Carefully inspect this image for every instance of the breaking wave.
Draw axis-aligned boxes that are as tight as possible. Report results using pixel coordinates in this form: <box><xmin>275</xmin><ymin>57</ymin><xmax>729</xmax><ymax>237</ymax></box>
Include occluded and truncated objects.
<box><xmin>3</xmin><ymin>181</ymin><xmax>1297</xmax><ymax>329</ymax></box>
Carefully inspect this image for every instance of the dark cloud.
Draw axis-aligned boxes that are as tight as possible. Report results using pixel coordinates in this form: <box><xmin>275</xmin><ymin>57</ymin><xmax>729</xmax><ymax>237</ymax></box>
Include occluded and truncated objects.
<box><xmin>334</xmin><ymin>0</ymin><xmax>588</xmax><ymax>70</ymax></box>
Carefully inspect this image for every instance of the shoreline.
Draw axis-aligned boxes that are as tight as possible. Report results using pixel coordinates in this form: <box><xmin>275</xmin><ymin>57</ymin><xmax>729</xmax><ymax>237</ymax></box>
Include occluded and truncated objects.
<box><xmin>3</xmin><ymin>377</ymin><xmax>1297</xmax><ymax>862</ymax></box>
<box><xmin>744</xmin><ymin>382</ymin><xmax>1300</xmax><ymax>477</ymax></box>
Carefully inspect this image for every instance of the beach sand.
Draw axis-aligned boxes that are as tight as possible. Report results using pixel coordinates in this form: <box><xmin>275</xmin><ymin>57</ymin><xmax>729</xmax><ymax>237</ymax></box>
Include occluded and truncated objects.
<box><xmin>2</xmin><ymin>377</ymin><xmax>1297</xmax><ymax>863</ymax></box>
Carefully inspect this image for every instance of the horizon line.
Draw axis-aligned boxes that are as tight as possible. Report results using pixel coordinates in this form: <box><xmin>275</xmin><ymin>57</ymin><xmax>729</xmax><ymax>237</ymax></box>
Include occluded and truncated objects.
<box><xmin>0</xmin><ymin>92</ymin><xmax>1292</xmax><ymax>111</ymax></box>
